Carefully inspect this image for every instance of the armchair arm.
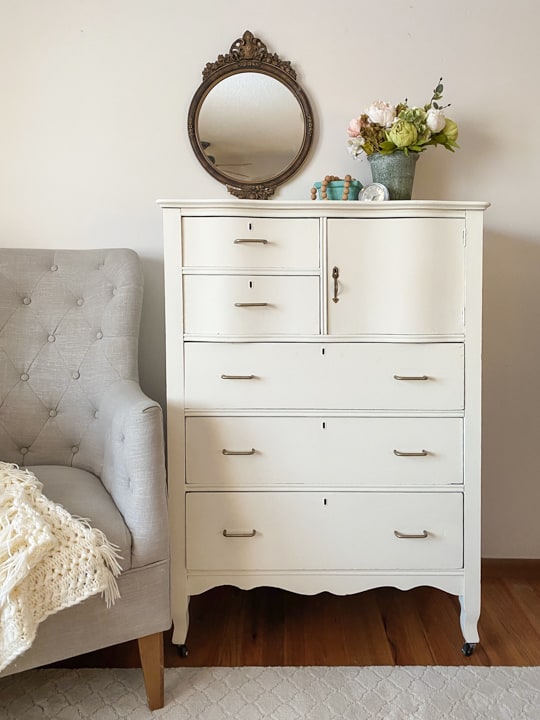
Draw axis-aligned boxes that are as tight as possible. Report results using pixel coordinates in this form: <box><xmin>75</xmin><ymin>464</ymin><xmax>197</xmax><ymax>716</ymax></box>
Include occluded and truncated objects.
<box><xmin>99</xmin><ymin>380</ymin><xmax>168</xmax><ymax>569</ymax></box>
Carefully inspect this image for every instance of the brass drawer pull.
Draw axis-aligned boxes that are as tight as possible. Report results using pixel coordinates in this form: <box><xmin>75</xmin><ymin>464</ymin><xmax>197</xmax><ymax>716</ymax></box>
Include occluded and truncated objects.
<box><xmin>234</xmin><ymin>302</ymin><xmax>269</xmax><ymax>307</ymax></box>
<box><xmin>233</xmin><ymin>238</ymin><xmax>268</xmax><ymax>244</ymax></box>
<box><xmin>393</xmin><ymin>374</ymin><xmax>429</xmax><ymax>381</ymax></box>
<box><xmin>393</xmin><ymin>449</ymin><xmax>429</xmax><ymax>457</ymax></box>
<box><xmin>220</xmin><ymin>374</ymin><xmax>256</xmax><ymax>380</ymax></box>
<box><xmin>332</xmin><ymin>266</ymin><xmax>339</xmax><ymax>303</ymax></box>
<box><xmin>223</xmin><ymin>529</ymin><xmax>257</xmax><ymax>538</ymax></box>
<box><xmin>222</xmin><ymin>448</ymin><xmax>256</xmax><ymax>456</ymax></box>
<box><xmin>394</xmin><ymin>530</ymin><xmax>429</xmax><ymax>539</ymax></box>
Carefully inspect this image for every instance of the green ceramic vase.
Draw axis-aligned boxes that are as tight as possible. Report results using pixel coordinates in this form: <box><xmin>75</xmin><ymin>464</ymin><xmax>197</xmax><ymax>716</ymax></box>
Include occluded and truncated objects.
<box><xmin>367</xmin><ymin>151</ymin><xmax>419</xmax><ymax>200</ymax></box>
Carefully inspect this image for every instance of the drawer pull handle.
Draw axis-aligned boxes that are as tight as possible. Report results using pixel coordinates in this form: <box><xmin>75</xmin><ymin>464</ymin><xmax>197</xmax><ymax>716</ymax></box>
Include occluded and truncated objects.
<box><xmin>222</xmin><ymin>448</ymin><xmax>256</xmax><ymax>456</ymax></box>
<box><xmin>332</xmin><ymin>266</ymin><xmax>339</xmax><ymax>303</ymax></box>
<box><xmin>223</xmin><ymin>529</ymin><xmax>257</xmax><ymax>538</ymax></box>
<box><xmin>234</xmin><ymin>302</ymin><xmax>269</xmax><ymax>307</ymax></box>
<box><xmin>234</xmin><ymin>238</ymin><xmax>268</xmax><ymax>245</ymax></box>
<box><xmin>220</xmin><ymin>374</ymin><xmax>256</xmax><ymax>380</ymax></box>
<box><xmin>394</xmin><ymin>530</ymin><xmax>429</xmax><ymax>539</ymax></box>
<box><xmin>393</xmin><ymin>449</ymin><xmax>429</xmax><ymax>457</ymax></box>
<box><xmin>393</xmin><ymin>374</ymin><xmax>429</xmax><ymax>381</ymax></box>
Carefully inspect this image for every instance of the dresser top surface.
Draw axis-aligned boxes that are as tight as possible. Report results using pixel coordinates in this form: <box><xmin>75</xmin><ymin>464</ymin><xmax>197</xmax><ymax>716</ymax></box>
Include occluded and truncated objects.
<box><xmin>158</xmin><ymin>199</ymin><xmax>489</xmax><ymax>218</ymax></box>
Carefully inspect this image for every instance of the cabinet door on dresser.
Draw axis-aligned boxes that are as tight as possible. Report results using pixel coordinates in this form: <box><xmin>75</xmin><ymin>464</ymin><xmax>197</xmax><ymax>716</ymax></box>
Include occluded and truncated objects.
<box><xmin>327</xmin><ymin>218</ymin><xmax>465</xmax><ymax>335</ymax></box>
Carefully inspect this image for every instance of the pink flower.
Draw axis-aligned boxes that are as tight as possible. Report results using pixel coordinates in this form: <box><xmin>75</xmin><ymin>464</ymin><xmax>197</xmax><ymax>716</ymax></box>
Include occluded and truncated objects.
<box><xmin>347</xmin><ymin>117</ymin><xmax>362</xmax><ymax>137</ymax></box>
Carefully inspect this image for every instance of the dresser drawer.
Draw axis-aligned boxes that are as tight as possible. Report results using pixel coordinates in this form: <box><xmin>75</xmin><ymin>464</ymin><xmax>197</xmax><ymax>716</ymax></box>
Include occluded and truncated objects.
<box><xmin>327</xmin><ymin>218</ymin><xmax>465</xmax><ymax>335</ymax></box>
<box><xmin>182</xmin><ymin>217</ymin><xmax>319</xmax><ymax>269</ymax></box>
<box><xmin>184</xmin><ymin>342</ymin><xmax>464</xmax><ymax>410</ymax></box>
<box><xmin>186</xmin><ymin>416</ymin><xmax>463</xmax><ymax>486</ymax></box>
<box><xmin>183</xmin><ymin>275</ymin><xmax>319</xmax><ymax>335</ymax></box>
<box><xmin>186</xmin><ymin>491</ymin><xmax>463</xmax><ymax>571</ymax></box>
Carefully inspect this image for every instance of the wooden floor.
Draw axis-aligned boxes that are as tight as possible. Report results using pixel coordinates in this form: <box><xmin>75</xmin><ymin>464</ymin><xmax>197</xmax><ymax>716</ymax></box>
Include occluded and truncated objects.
<box><xmin>58</xmin><ymin>560</ymin><xmax>540</xmax><ymax>668</ymax></box>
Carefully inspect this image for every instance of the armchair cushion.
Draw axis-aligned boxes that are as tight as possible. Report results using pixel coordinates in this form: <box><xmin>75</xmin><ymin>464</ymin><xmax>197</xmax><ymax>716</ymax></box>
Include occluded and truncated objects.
<box><xmin>29</xmin><ymin>465</ymin><xmax>132</xmax><ymax>570</ymax></box>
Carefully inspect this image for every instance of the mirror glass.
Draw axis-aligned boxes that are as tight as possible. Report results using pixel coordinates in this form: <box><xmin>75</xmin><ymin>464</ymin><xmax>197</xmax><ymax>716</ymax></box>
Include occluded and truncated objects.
<box><xmin>188</xmin><ymin>31</ymin><xmax>314</xmax><ymax>199</ymax></box>
<box><xmin>198</xmin><ymin>73</ymin><xmax>305</xmax><ymax>183</ymax></box>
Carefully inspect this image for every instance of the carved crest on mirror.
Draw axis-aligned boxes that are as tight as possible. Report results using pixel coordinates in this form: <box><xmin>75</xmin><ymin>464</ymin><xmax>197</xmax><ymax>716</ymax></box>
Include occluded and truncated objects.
<box><xmin>187</xmin><ymin>31</ymin><xmax>314</xmax><ymax>199</ymax></box>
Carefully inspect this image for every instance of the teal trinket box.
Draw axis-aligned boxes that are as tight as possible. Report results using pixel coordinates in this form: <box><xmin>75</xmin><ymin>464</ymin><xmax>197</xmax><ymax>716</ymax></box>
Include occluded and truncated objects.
<box><xmin>313</xmin><ymin>179</ymin><xmax>363</xmax><ymax>200</ymax></box>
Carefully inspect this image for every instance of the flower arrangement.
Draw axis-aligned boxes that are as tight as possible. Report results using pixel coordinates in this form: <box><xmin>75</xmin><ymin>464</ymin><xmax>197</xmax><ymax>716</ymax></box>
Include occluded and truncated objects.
<box><xmin>347</xmin><ymin>79</ymin><xmax>459</xmax><ymax>158</ymax></box>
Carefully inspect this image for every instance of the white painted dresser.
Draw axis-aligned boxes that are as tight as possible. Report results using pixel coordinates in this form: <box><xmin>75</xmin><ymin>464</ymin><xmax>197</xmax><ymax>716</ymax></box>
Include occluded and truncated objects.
<box><xmin>160</xmin><ymin>199</ymin><xmax>489</xmax><ymax>656</ymax></box>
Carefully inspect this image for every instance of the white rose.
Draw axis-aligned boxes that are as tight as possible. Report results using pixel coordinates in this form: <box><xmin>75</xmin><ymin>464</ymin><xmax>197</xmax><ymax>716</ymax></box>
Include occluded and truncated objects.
<box><xmin>347</xmin><ymin>136</ymin><xmax>365</xmax><ymax>158</ymax></box>
<box><xmin>366</xmin><ymin>101</ymin><xmax>396</xmax><ymax>127</ymax></box>
<box><xmin>426</xmin><ymin>108</ymin><xmax>446</xmax><ymax>133</ymax></box>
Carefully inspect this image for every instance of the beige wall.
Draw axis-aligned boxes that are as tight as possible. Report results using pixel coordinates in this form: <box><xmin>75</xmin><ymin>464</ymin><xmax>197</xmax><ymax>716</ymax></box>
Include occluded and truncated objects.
<box><xmin>1</xmin><ymin>0</ymin><xmax>538</xmax><ymax>557</ymax></box>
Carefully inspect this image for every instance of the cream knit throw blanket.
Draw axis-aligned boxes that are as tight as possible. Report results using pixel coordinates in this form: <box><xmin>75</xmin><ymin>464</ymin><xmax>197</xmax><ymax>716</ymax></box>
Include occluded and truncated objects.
<box><xmin>0</xmin><ymin>461</ymin><xmax>122</xmax><ymax>672</ymax></box>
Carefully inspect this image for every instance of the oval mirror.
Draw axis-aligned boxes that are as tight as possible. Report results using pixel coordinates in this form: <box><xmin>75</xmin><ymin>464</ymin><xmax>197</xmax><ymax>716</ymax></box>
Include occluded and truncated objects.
<box><xmin>188</xmin><ymin>31</ymin><xmax>314</xmax><ymax>199</ymax></box>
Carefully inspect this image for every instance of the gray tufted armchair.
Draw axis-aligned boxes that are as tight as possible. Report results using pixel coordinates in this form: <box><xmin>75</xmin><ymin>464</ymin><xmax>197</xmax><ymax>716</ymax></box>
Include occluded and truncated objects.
<box><xmin>0</xmin><ymin>248</ymin><xmax>170</xmax><ymax>710</ymax></box>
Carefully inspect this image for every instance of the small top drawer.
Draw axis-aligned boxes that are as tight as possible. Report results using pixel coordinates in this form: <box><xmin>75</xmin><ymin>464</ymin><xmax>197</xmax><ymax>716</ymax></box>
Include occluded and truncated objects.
<box><xmin>182</xmin><ymin>217</ymin><xmax>319</xmax><ymax>269</ymax></box>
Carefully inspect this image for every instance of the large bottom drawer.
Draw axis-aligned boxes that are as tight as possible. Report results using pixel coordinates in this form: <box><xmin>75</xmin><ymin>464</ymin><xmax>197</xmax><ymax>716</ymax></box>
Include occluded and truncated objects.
<box><xmin>186</xmin><ymin>491</ymin><xmax>463</xmax><ymax>571</ymax></box>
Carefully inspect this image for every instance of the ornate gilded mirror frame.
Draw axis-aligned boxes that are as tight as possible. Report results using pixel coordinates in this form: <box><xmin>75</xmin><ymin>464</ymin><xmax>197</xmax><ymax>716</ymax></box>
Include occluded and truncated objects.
<box><xmin>187</xmin><ymin>30</ymin><xmax>314</xmax><ymax>199</ymax></box>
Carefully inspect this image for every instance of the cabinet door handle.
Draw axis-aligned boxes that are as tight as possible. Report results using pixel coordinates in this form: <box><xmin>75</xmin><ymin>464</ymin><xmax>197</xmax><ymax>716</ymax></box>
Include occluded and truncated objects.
<box><xmin>393</xmin><ymin>449</ymin><xmax>429</xmax><ymax>457</ymax></box>
<box><xmin>394</xmin><ymin>530</ymin><xmax>429</xmax><ymax>539</ymax></box>
<box><xmin>223</xmin><ymin>529</ymin><xmax>257</xmax><ymax>538</ymax></box>
<box><xmin>332</xmin><ymin>266</ymin><xmax>339</xmax><ymax>303</ymax></box>
<box><xmin>220</xmin><ymin>374</ymin><xmax>256</xmax><ymax>380</ymax></box>
<box><xmin>222</xmin><ymin>448</ymin><xmax>256</xmax><ymax>456</ymax></box>
<box><xmin>234</xmin><ymin>302</ymin><xmax>269</xmax><ymax>307</ymax></box>
<box><xmin>233</xmin><ymin>238</ymin><xmax>268</xmax><ymax>244</ymax></box>
<box><xmin>393</xmin><ymin>374</ymin><xmax>429</xmax><ymax>381</ymax></box>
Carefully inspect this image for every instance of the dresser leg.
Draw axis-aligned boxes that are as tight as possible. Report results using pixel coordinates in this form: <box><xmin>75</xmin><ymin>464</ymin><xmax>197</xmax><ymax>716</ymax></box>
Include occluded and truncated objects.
<box><xmin>176</xmin><ymin>644</ymin><xmax>189</xmax><ymax>658</ymax></box>
<box><xmin>459</xmin><ymin>593</ymin><xmax>480</xmax><ymax>648</ymax></box>
<box><xmin>171</xmin><ymin>593</ymin><xmax>190</xmax><ymax>646</ymax></box>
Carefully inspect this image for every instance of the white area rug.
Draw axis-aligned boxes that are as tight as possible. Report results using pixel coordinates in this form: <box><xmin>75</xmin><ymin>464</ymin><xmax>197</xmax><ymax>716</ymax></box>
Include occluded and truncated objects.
<box><xmin>1</xmin><ymin>666</ymin><xmax>539</xmax><ymax>719</ymax></box>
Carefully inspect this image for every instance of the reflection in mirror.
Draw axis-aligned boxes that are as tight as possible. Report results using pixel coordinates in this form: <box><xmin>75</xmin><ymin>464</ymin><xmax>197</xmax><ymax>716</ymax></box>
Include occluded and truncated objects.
<box><xmin>188</xmin><ymin>31</ymin><xmax>314</xmax><ymax>199</ymax></box>
<box><xmin>199</xmin><ymin>74</ymin><xmax>305</xmax><ymax>183</ymax></box>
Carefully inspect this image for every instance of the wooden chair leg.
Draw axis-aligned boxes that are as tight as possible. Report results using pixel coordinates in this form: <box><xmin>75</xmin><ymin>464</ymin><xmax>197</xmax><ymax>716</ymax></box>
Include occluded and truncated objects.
<box><xmin>138</xmin><ymin>631</ymin><xmax>164</xmax><ymax>710</ymax></box>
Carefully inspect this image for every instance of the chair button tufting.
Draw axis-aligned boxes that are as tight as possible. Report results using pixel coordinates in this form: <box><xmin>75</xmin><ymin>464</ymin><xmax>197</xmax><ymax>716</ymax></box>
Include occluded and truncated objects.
<box><xmin>112</xmin><ymin>288</ymin><xmax>118</xmax><ymax>296</ymax></box>
<box><xmin>50</xmin><ymin>264</ymin><xmax>58</xmax><ymax>272</ymax></box>
<box><xmin>47</xmin><ymin>334</ymin><xmax>56</xmax><ymax>343</ymax></box>
<box><xmin>71</xmin><ymin>445</ymin><xmax>79</xmax><ymax>454</ymax></box>
<box><xmin>96</xmin><ymin>331</ymin><xmax>103</xmax><ymax>339</ymax></box>
<box><xmin>20</xmin><ymin>447</ymin><xmax>28</xmax><ymax>455</ymax></box>
<box><xmin>77</xmin><ymin>298</ymin><xmax>84</xmax><ymax>306</ymax></box>
<box><xmin>71</xmin><ymin>371</ymin><xmax>80</xmax><ymax>380</ymax></box>
<box><xmin>94</xmin><ymin>410</ymin><xmax>99</xmax><ymax>418</ymax></box>
<box><xmin>20</xmin><ymin>373</ymin><xmax>29</xmax><ymax>381</ymax></box>
<box><xmin>22</xmin><ymin>297</ymin><xmax>31</xmax><ymax>305</ymax></box>
<box><xmin>49</xmin><ymin>409</ymin><xmax>57</xmax><ymax>417</ymax></box>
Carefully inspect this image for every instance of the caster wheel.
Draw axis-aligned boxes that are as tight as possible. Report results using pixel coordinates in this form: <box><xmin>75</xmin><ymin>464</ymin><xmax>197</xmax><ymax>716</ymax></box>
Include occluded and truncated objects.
<box><xmin>177</xmin><ymin>644</ymin><xmax>188</xmax><ymax>658</ymax></box>
<box><xmin>462</xmin><ymin>642</ymin><xmax>476</xmax><ymax>657</ymax></box>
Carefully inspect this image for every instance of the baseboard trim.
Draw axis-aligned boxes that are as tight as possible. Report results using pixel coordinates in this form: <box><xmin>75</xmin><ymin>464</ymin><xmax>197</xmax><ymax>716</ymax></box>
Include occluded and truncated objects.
<box><xmin>481</xmin><ymin>557</ymin><xmax>540</xmax><ymax>580</ymax></box>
